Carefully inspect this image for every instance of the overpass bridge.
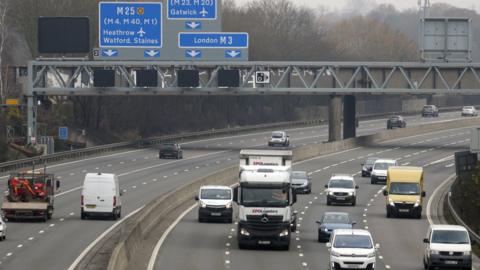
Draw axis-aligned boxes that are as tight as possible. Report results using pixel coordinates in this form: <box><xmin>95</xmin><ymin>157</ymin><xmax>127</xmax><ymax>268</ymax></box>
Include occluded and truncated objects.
<box><xmin>26</xmin><ymin>60</ymin><xmax>480</xmax><ymax>142</ymax></box>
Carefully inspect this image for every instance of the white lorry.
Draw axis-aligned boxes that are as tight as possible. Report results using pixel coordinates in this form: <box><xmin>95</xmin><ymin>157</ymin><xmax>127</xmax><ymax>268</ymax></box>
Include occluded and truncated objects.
<box><xmin>234</xmin><ymin>149</ymin><xmax>297</xmax><ymax>250</ymax></box>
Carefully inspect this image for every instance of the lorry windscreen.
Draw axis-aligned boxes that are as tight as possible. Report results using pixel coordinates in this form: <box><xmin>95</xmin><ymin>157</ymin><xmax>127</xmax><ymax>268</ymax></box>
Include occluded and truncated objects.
<box><xmin>389</xmin><ymin>182</ymin><xmax>420</xmax><ymax>195</ymax></box>
<box><xmin>201</xmin><ymin>189</ymin><xmax>231</xmax><ymax>200</ymax></box>
<box><xmin>241</xmin><ymin>187</ymin><xmax>289</xmax><ymax>207</ymax></box>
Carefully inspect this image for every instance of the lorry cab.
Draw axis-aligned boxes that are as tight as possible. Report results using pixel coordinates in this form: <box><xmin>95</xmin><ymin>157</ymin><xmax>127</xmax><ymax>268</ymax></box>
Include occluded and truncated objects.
<box><xmin>81</xmin><ymin>173</ymin><xmax>122</xmax><ymax>220</ymax></box>
<box><xmin>383</xmin><ymin>166</ymin><xmax>425</xmax><ymax>219</ymax></box>
<box><xmin>195</xmin><ymin>185</ymin><xmax>233</xmax><ymax>223</ymax></box>
<box><xmin>235</xmin><ymin>165</ymin><xmax>296</xmax><ymax>250</ymax></box>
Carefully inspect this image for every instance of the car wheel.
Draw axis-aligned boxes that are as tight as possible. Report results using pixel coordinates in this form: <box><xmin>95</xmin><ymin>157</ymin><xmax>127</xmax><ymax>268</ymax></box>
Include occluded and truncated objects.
<box><xmin>318</xmin><ymin>235</ymin><xmax>322</xmax><ymax>242</ymax></box>
<box><xmin>352</xmin><ymin>198</ymin><xmax>356</xmax><ymax>206</ymax></box>
<box><xmin>327</xmin><ymin>199</ymin><xmax>331</xmax><ymax>206</ymax></box>
<box><xmin>238</xmin><ymin>243</ymin><xmax>247</xmax><ymax>249</ymax></box>
<box><xmin>386</xmin><ymin>209</ymin><xmax>392</xmax><ymax>218</ymax></box>
<box><xmin>371</xmin><ymin>178</ymin><xmax>376</xmax><ymax>185</ymax></box>
<box><xmin>112</xmin><ymin>211</ymin><xmax>118</xmax><ymax>220</ymax></box>
<box><xmin>81</xmin><ymin>210</ymin><xmax>87</xmax><ymax>220</ymax></box>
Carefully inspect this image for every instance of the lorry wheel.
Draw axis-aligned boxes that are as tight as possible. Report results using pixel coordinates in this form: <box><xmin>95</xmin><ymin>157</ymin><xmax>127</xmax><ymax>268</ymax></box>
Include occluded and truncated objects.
<box><xmin>81</xmin><ymin>211</ymin><xmax>86</xmax><ymax>220</ymax></box>
<box><xmin>42</xmin><ymin>213</ymin><xmax>48</xmax><ymax>222</ymax></box>
<box><xmin>47</xmin><ymin>213</ymin><xmax>52</xmax><ymax>220</ymax></box>
<box><xmin>386</xmin><ymin>209</ymin><xmax>391</xmax><ymax>218</ymax></box>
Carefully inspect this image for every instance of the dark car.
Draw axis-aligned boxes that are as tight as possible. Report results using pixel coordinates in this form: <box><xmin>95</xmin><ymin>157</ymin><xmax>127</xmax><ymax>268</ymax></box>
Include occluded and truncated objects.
<box><xmin>316</xmin><ymin>212</ymin><xmax>353</xmax><ymax>242</ymax></box>
<box><xmin>422</xmin><ymin>105</ymin><xmax>439</xmax><ymax>117</ymax></box>
<box><xmin>361</xmin><ymin>157</ymin><xmax>378</xmax><ymax>177</ymax></box>
<box><xmin>291</xmin><ymin>171</ymin><xmax>312</xmax><ymax>194</ymax></box>
<box><xmin>159</xmin><ymin>142</ymin><xmax>183</xmax><ymax>159</ymax></box>
<box><xmin>387</xmin><ymin>115</ymin><xmax>406</xmax><ymax>129</ymax></box>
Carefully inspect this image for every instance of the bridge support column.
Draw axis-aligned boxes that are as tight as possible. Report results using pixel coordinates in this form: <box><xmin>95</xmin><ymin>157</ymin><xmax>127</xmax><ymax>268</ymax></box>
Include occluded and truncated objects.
<box><xmin>329</xmin><ymin>95</ymin><xmax>342</xmax><ymax>142</ymax></box>
<box><xmin>343</xmin><ymin>95</ymin><xmax>356</xmax><ymax>139</ymax></box>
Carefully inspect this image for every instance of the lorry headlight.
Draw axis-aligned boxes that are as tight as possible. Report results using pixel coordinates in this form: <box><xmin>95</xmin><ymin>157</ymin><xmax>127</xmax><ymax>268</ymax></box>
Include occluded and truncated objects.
<box><xmin>225</xmin><ymin>202</ymin><xmax>232</xmax><ymax>209</ymax></box>
<box><xmin>464</xmin><ymin>251</ymin><xmax>471</xmax><ymax>256</ymax></box>
<box><xmin>240</xmin><ymin>228</ymin><xmax>250</xmax><ymax>236</ymax></box>
<box><xmin>414</xmin><ymin>200</ymin><xmax>421</xmax><ymax>207</ymax></box>
<box><xmin>388</xmin><ymin>198</ymin><xmax>395</xmax><ymax>207</ymax></box>
<box><xmin>200</xmin><ymin>202</ymin><xmax>207</xmax><ymax>208</ymax></box>
<box><xmin>279</xmin><ymin>229</ymin><xmax>289</xmax><ymax>237</ymax></box>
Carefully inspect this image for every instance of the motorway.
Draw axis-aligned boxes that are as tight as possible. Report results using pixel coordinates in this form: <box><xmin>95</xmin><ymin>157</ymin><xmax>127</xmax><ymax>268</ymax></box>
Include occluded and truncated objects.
<box><xmin>154</xmin><ymin>125</ymin><xmax>471</xmax><ymax>270</ymax></box>
<box><xmin>0</xmin><ymin>111</ymin><xmax>469</xmax><ymax>270</ymax></box>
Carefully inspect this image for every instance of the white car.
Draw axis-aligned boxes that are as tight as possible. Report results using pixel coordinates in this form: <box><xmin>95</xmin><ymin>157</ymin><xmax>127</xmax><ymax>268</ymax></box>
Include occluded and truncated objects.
<box><xmin>423</xmin><ymin>225</ymin><xmax>472</xmax><ymax>270</ymax></box>
<box><xmin>0</xmin><ymin>215</ymin><xmax>6</xmax><ymax>240</ymax></box>
<box><xmin>268</xmin><ymin>131</ymin><xmax>290</xmax><ymax>147</ymax></box>
<box><xmin>326</xmin><ymin>229</ymin><xmax>378</xmax><ymax>270</ymax></box>
<box><xmin>461</xmin><ymin>106</ymin><xmax>478</xmax><ymax>117</ymax></box>
<box><xmin>325</xmin><ymin>174</ymin><xmax>358</xmax><ymax>206</ymax></box>
<box><xmin>195</xmin><ymin>185</ymin><xmax>233</xmax><ymax>223</ymax></box>
<box><xmin>370</xmin><ymin>159</ymin><xmax>397</xmax><ymax>184</ymax></box>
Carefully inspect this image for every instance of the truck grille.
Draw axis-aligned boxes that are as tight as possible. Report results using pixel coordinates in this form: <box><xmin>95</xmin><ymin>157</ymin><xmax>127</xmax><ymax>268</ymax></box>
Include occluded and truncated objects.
<box><xmin>439</xmin><ymin>251</ymin><xmax>463</xmax><ymax>256</ymax></box>
<box><xmin>394</xmin><ymin>202</ymin><xmax>414</xmax><ymax>209</ymax></box>
<box><xmin>246</xmin><ymin>215</ymin><xmax>283</xmax><ymax>223</ymax></box>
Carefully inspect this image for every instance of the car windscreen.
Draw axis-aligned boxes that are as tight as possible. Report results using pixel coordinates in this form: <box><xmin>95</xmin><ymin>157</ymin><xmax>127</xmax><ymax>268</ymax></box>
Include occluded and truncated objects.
<box><xmin>161</xmin><ymin>144</ymin><xmax>175</xmax><ymax>150</ymax></box>
<box><xmin>431</xmin><ymin>230</ymin><xmax>469</xmax><ymax>244</ymax></box>
<box><xmin>329</xmin><ymin>179</ymin><xmax>354</xmax><ymax>189</ymax></box>
<box><xmin>272</xmin><ymin>133</ymin><xmax>283</xmax><ymax>138</ymax></box>
<box><xmin>200</xmin><ymin>189</ymin><xmax>232</xmax><ymax>200</ymax></box>
<box><xmin>389</xmin><ymin>116</ymin><xmax>400</xmax><ymax>121</ymax></box>
<box><xmin>373</xmin><ymin>162</ymin><xmax>394</xmax><ymax>170</ymax></box>
<box><xmin>463</xmin><ymin>106</ymin><xmax>474</xmax><ymax>110</ymax></box>
<box><xmin>323</xmin><ymin>214</ymin><xmax>349</xmax><ymax>224</ymax></box>
<box><xmin>241</xmin><ymin>187</ymin><xmax>289</xmax><ymax>207</ymax></box>
<box><xmin>292</xmin><ymin>171</ymin><xmax>307</xmax><ymax>179</ymax></box>
<box><xmin>365</xmin><ymin>158</ymin><xmax>377</xmax><ymax>165</ymax></box>
<box><xmin>389</xmin><ymin>182</ymin><xmax>420</xmax><ymax>195</ymax></box>
<box><xmin>334</xmin><ymin>235</ymin><xmax>373</xmax><ymax>249</ymax></box>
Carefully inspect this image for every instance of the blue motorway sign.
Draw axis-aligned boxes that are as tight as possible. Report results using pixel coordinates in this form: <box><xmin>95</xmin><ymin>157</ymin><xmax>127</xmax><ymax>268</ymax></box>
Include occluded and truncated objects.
<box><xmin>58</xmin><ymin>127</ymin><xmax>68</xmax><ymax>140</ymax></box>
<box><xmin>178</xmin><ymin>32</ymin><xmax>249</xmax><ymax>49</ymax></box>
<box><xmin>168</xmin><ymin>0</ymin><xmax>217</xmax><ymax>20</ymax></box>
<box><xmin>99</xmin><ymin>2</ymin><xmax>162</xmax><ymax>48</ymax></box>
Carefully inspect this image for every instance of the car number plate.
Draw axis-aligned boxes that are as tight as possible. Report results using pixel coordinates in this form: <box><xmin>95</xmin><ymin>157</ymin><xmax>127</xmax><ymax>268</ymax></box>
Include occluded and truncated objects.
<box><xmin>211</xmin><ymin>212</ymin><xmax>221</xmax><ymax>216</ymax></box>
<box><xmin>258</xmin><ymin>241</ymin><xmax>270</xmax><ymax>245</ymax></box>
<box><xmin>336</xmin><ymin>197</ymin><xmax>345</xmax><ymax>200</ymax></box>
<box><xmin>86</xmin><ymin>204</ymin><xmax>96</xmax><ymax>209</ymax></box>
<box><xmin>399</xmin><ymin>209</ymin><xmax>410</xmax><ymax>213</ymax></box>
<box><xmin>344</xmin><ymin>265</ymin><xmax>360</xmax><ymax>269</ymax></box>
<box><xmin>378</xmin><ymin>177</ymin><xmax>386</xmax><ymax>180</ymax></box>
<box><xmin>444</xmin><ymin>260</ymin><xmax>457</xmax><ymax>265</ymax></box>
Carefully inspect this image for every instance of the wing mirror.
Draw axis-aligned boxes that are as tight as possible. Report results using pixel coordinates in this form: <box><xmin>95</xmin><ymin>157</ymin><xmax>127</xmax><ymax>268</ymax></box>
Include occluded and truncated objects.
<box><xmin>324</xmin><ymin>184</ymin><xmax>328</xmax><ymax>188</ymax></box>
<box><xmin>375</xmin><ymin>243</ymin><xmax>380</xmax><ymax>249</ymax></box>
<box><xmin>233</xmin><ymin>186</ymin><xmax>239</xmax><ymax>203</ymax></box>
<box><xmin>195</xmin><ymin>195</ymin><xmax>199</xmax><ymax>201</ymax></box>
<box><xmin>355</xmin><ymin>185</ymin><xmax>359</xmax><ymax>189</ymax></box>
<box><xmin>56</xmin><ymin>180</ymin><xmax>61</xmax><ymax>189</ymax></box>
<box><xmin>316</xmin><ymin>220</ymin><xmax>321</xmax><ymax>224</ymax></box>
<box><xmin>423</xmin><ymin>238</ymin><xmax>429</xmax><ymax>244</ymax></box>
<box><xmin>383</xmin><ymin>190</ymin><xmax>388</xmax><ymax>196</ymax></box>
<box><xmin>292</xmin><ymin>190</ymin><xmax>297</xmax><ymax>204</ymax></box>
<box><xmin>421</xmin><ymin>191</ymin><xmax>426</xmax><ymax>197</ymax></box>
<box><xmin>326</xmin><ymin>242</ymin><xmax>332</xmax><ymax>248</ymax></box>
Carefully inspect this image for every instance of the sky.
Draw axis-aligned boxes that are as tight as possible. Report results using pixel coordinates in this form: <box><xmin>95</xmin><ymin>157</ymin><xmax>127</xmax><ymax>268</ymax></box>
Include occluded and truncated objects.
<box><xmin>232</xmin><ymin>0</ymin><xmax>480</xmax><ymax>13</ymax></box>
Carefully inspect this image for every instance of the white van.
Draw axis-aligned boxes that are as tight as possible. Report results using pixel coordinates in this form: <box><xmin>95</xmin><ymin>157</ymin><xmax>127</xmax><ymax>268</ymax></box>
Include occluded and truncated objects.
<box><xmin>195</xmin><ymin>185</ymin><xmax>233</xmax><ymax>223</ymax></box>
<box><xmin>81</xmin><ymin>173</ymin><xmax>122</xmax><ymax>220</ymax></box>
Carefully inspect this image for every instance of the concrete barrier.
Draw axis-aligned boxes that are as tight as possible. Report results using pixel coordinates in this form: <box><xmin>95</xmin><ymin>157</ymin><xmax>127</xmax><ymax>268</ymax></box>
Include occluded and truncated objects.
<box><xmin>101</xmin><ymin>116</ymin><xmax>480</xmax><ymax>270</ymax></box>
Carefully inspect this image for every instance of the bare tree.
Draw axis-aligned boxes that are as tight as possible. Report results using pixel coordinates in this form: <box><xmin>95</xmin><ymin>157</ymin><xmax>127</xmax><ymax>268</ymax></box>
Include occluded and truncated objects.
<box><xmin>0</xmin><ymin>0</ymin><xmax>8</xmax><ymax>103</ymax></box>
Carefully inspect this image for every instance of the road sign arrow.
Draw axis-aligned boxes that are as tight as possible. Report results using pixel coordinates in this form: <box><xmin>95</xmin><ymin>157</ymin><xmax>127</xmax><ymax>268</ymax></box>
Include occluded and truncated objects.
<box><xmin>144</xmin><ymin>50</ymin><xmax>160</xmax><ymax>57</ymax></box>
<box><xmin>102</xmin><ymin>49</ymin><xmax>118</xmax><ymax>57</ymax></box>
<box><xmin>186</xmin><ymin>21</ymin><xmax>201</xmax><ymax>29</ymax></box>
<box><xmin>225</xmin><ymin>50</ymin><xmax>241</xmax><ymax>58</ymax></box>
<box><xmin>186</xmin><ymin>50</ymin><xmax>202</xmax><ymax>58</ymax></box>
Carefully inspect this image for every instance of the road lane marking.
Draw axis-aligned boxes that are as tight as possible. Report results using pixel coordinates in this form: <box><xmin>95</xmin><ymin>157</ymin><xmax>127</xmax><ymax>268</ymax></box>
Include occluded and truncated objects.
<box><xmin>426</xmin><ymin>174</ymin><xmax>455</xmax><ymax>225</ymax></box>
<box><xmin>67</xmin><ymin>206</ymin><xmax>145</xmax><ymax>270</ymax></box>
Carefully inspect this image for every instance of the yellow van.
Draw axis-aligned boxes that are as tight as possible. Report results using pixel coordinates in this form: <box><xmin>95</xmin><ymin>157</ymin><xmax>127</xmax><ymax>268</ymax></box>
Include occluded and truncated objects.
<box><xmin>383</xmin><ymin>166</ymin><xmax>425</xmax><ymax>219</ymax></box>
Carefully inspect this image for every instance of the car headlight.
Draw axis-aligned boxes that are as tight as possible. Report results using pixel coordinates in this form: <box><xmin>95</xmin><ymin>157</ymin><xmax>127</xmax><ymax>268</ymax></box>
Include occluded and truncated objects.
<box><xmin>367</xmin><ymin>251</ymin><xmax>376</xmax><ymax>258</ymax></box>
<box><xmin>324</xmin><ymin>227</ymin><xmax>330</xmax><ymax>232</ymax></box>
<box><xmin>331</xmin><ymin>250</ymin><xmax>341</xmax><ymax>257</ymax></box>
<box><xmin>225</xmin><ymin>202</ymin><xmax>232</xmax><ymax>209</ymax></box>
<box><xmin>464</xmin><ymin>251</ymin><xmax>471</xmax><ymax>256</ymax></box>
<box><xmin>200</xmin><ymin>202</ymin><xmax>207</xmax><ymax>208</ymax></box>
<box><xmin>279</xmin><ymin>229</ymin><xmax>289</xmax><ymax>237</ymax></box>
<box><xmin>329</xmin><ymin>192</ymin><xmax>334</xmax><ymax>196</ymax></box>
<box><xmin>430</xmin><ymin>250</ymin><xmax>440</xmax><ymax>255</ymax></box>
<box><xmin>348</xmin><ymin>192</ymin><xmax>354</xmax><ymax>196</ymax></box>
<box><xmin>240</xmin><ymin>228</ymin><xmax>250</xmax><ymax>236</ymax></box>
